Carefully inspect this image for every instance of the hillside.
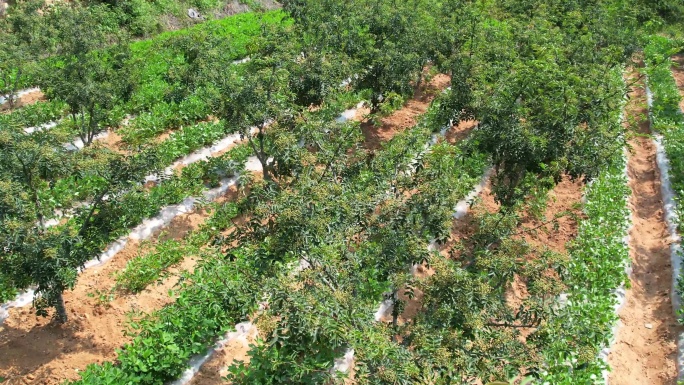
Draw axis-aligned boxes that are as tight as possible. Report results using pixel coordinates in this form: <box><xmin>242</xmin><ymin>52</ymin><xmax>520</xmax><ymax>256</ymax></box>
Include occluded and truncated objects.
<box><xmin>1</xmin><ymin>1</ymin><xmax>684</xmax><ymax>384</ymax></box>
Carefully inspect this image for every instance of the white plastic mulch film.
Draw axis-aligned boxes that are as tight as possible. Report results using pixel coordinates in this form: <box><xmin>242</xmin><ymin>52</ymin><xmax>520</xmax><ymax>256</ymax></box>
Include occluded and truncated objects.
<box><xmin>168</xmin><ymin>322</ymin><xmax>255</xmax><ymax>385</ymax></box>
<box><xmin>645</xmin><ymin>85</ymin><xmax>684</xmax><ymax>381</ymax></box>
<box><xmin>2</xmin><ymin>58</ymin><xmax>258</xmax><ymax>322</ymax></box>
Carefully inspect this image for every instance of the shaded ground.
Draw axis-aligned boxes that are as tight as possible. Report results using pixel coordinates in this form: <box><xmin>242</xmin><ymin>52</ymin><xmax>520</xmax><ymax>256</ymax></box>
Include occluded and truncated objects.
<box><xmin>187</xmin><ymin>324</ymin><xmax>258</xmax><ymax>385</ymax></box>
<box><xmin>383</xmin><ymin>176</ymin><xmax>584</xmax><ymax>325</ymax></box>
<box><xmin>94</xmin><ymin>129</ymin><xmax>129</xmax><ymax>155</ymax></box>
<box><xmin>361</xmin><ymin>74</ymin><xmax>451</xmax><ymax>149</ymax></box>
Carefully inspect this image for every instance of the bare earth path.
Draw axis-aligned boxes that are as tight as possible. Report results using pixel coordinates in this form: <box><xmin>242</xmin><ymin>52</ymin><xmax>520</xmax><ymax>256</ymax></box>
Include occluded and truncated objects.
<box><xmin>361</xmin><ymin>73</ymin><xmax>451</xmax><ymax>149</ymax></box>
<box><xmin>607</xmin><ymin>72</ymin><xmax>681</xmax><ymax>385</ymax></box>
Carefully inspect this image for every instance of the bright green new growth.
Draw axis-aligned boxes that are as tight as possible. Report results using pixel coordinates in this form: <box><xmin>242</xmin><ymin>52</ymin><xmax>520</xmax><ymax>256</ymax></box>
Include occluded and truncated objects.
<box><xmin>1</xmin><ymin>0</ymin><xmax>683</xmax><ymax>383</ymax></box>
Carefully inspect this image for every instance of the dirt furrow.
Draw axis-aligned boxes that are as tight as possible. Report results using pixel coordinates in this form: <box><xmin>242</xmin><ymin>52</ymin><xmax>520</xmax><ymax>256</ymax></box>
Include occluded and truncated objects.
<box><xmin>607</xmin><ymin>72</ymin><xmax>681</xmax><ymax>385</ymax></box>
<box><xmin>186</xmin><ymin>324</ymin><xmax>257</xmax><ymax>385</ymax></box>
<box><xmin>361</xmin><ymin>74</ymin><xmax>451</xmax><ymax>149</ymax></box>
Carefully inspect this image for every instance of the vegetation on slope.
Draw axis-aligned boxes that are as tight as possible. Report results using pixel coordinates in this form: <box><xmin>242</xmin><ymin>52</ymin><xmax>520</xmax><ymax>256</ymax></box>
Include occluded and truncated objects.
<box><xmin>1</xmin><ymin>0</ymin><xmax>684</xmax><ymax>383</ymax></box>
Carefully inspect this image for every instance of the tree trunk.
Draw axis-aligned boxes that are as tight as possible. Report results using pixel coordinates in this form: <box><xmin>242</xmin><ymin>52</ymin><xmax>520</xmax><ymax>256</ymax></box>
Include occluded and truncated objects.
<box><xmin>390</xmin><ymin>290</ymin><xmax>399</xmax><ymax>342</ymax></box>
<box><xmin>7</xmin><ymin>90</ymin><xmax>15</xmax><ymax>110</ymax></box>
<box><xmin>415</xmin><ymin>68</ymin><xmax>424</xmax><ymax>95</ymax></box>
<box><xmin>248</xmin><ymin>129</ymin><xmax>276</xmax><ymax>184</ymax></box>
<box><xmin>87</xmin><ymin>105</ymin><xmax>97</xmax><ymax>146</ymax></box>
<box><xmin>54</xmin><ymin>291</ymin><xmax>68</xmax><ymax>323</ymax></box>
<box><xmin>8</xmin><ymin>67</ymin><xmax>21</xmax><ymax>110</ymax></box>
<box><xmin>74</xmin><ymin>111</ymin><xmax>87</xmax><ymax>147</ymax></box>
<box><xmin>391</xmin><ymin>294</ymin><xmax>399</xmax><ymax>328</ymax></box>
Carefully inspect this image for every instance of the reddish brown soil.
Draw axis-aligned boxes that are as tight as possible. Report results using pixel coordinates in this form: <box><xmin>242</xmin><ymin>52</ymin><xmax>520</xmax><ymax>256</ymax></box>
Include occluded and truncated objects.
<box><xmin>187</xmin><ymin>325</ymin><xmax>258</xmax><ymax>385</ymax></box>
<box><xmin>0</xmin><ymin>75</ymin><xmax>456</xmax><ymax>382</ymax></box>
<box><xmin>374</xmin><ymin>117</ymin><xmax>482</xmax><ymax>325</ymax></box>
<box><xmin>385</xmin><ymin>176</ymin><xmax>583</xmax><ymax>327</ymax></box>
<box><xmin>94</xmin><ymin>129</ymin><xmax>129</xmax><ymax>155</ymax></box>
<box><xmin>378</xmin><ymin>186</ymin><xmax>496</xmax><ymax>324</ymax></box>
<box><xmin>607</xmin><ymin>71</ymin><xmax>682</xmax><ymax>385</ymax></box>
<box><xmin>0</xmin><ymin>90</ymin><xmax>45</xmax><ymax>112</ymax></box>
<box><xmin>505</xmin><ymin>176</ymin><xmax>583</xmax><ymax>333</ymax></box>
<box><xmin>445</xmin><ymin>120</ymin><xmax>478</xmax><ymax>144</ymax></box>
<box><xmin>514</xmin><ymin>176</ymin><xmax>583</xmax><ymax>253</ymax></box>
<box><xmin>149</xmin><ymin>115</ymin><xmax>220</xmax><ymax>149</ymax></box>
<box><xmin>0</xmin><ymin>254</ymin><xmax>184</xmax><ymax>385</ymax></box>
<box><xmin>361</xmin><ymin>74</ymin><xmax>451</xmax><ymax>149</ymax></box>
<box><xmin>447</xmin><ymin>176</ymin><xmax>582</xmax><ymax>259</ymax></box>
<box><xmin>672</xmin><ymin>55</ymin><xmax>684</xmax><ymax>112</ymax></box>
<box><xmin>155</xmin><ymin>130</ymin><xmax>174</xmax><ymax>143</ymax></box>
<box><xmin>0</xmin><ymin>188</ymin><xmax>240</xmax><ymax>384</ymax></box>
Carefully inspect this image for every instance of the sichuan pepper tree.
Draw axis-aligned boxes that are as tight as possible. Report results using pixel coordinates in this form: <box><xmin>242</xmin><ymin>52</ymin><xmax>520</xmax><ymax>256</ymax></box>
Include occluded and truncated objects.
<box><xmin>0</xmin><ymin>127</ymin><xmax>155</xmax><ymax>322</ymax></box>
<box><xmin>38</xmin><ymin>5</ymin><xmax>133</xmax><ymax>147</ymax></box>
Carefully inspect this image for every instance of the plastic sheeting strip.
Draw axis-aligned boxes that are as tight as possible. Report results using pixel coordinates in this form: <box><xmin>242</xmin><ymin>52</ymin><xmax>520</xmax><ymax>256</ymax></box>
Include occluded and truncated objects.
<box><xmin>644</xmin><ymin>84</ymin><xmax>684</xmax><ymax>381</ymax></box>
